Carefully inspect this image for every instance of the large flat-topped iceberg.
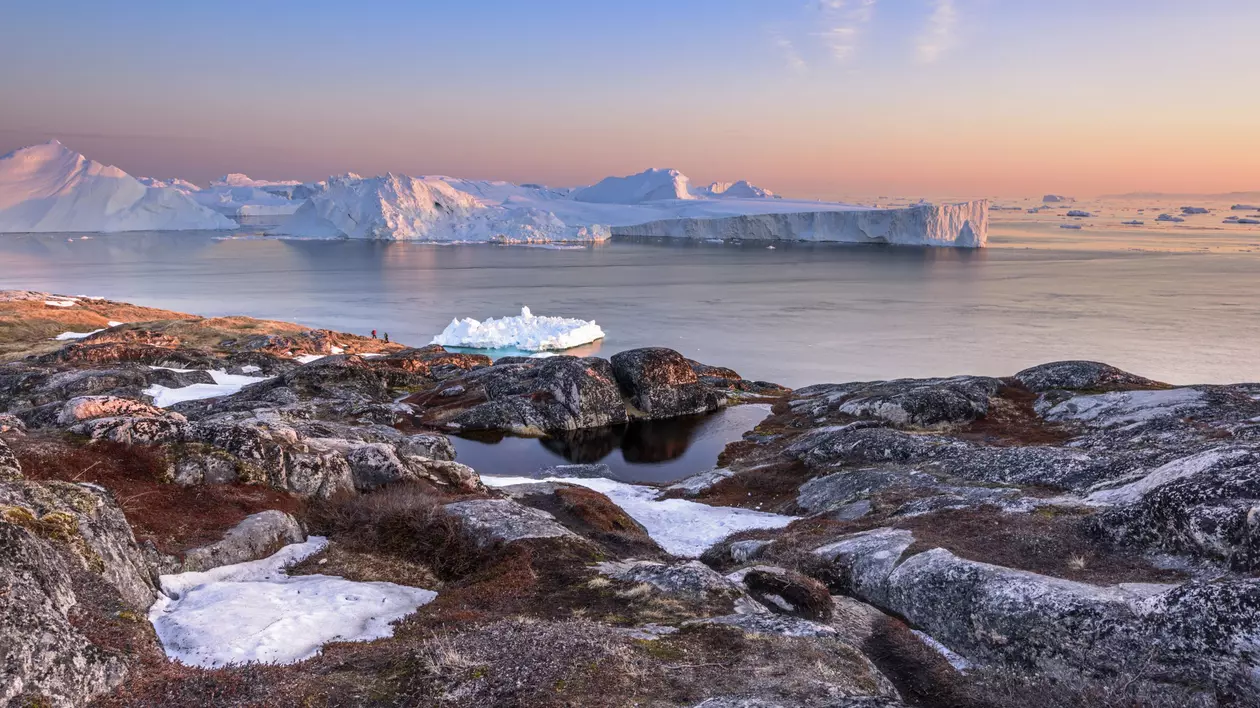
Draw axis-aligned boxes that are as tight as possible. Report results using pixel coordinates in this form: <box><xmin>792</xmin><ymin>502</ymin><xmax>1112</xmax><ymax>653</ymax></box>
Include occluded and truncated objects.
<box><xmin>611</xmin><ymin>199</ymin><xmax>989</xmax><ymax>247</ymax></box>
<box><xmin>0</xmin><ymin>141</ymin><xmax>235</xmax><ymax>233</ymax></box>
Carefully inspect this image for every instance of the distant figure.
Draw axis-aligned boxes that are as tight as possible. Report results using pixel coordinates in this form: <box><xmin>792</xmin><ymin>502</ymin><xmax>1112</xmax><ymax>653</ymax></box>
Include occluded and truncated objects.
<box><xmin>383</xmin><ymin>332</ymin><xmax>390</xmax><ymax>343</ymax></box>
<box><xmin>371</xmin><ymin>329</ymin><xmax>377</xmax><ymax>339</ymax></box>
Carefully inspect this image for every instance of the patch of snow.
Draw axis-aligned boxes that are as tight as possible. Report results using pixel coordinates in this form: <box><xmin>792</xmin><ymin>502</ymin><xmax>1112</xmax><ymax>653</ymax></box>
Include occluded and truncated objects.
<box><xmin>481</xmin><ymin>475</ymin><xmax>794</xmax><ymax>557</ymax></box>
<box><xmin>148</xmin><ymin>537</ymin><xmax>436</xmax><ymax>667</ymax></box>
<box><xmin>240</xmin><ymin>365</ymin><xmax>262</xmax><ymax>374</ymax></box>
<box><xmin>0</xmin><ymin>141</ymin><xmax>235</xmax><ymax>233</ymax></box>
<box><xmin>294</xmin><ymin>354</ymin><xmax>325</xmax><ymax>364</ymax></box>
<box><xmin>107</xmin><ymin>320</ymin><xmax>123</xmax><ymax>327</ymax></box>
<box><xmin>44</xmin><ymin>298</ymin><xmax>78</xmax><ymax>307</ymax></box>
<box><xmin>143</xmin><ymin>369</ymin><xmax>270</xmax><ymax>407</ymax></box>
<box><xmin>431</xmin><ymin>306</ymin><xmax>605</xmax><ymax>351</ymax></box>
<box><xmin>330</xmin><ymin>345</ymin><xmax>344</xmax><ymax>355</ymax></box>
<box><xmin>1043</xmin><ymin>388</ymin><xmax>1207</xmax><ymax>427</ymax></box>
<box><xmin>53</xmin><ymin>329</ymin><xmax>103</xmax><ymax>340</ymax></box>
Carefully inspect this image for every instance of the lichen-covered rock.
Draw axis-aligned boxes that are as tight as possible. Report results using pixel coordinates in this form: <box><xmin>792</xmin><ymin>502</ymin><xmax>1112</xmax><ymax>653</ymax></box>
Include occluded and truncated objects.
<box><xmin>0</xmin><ymin>413</ymin><xmax>25</xmax><ymax>434</ymax></box>
<box><xmin>689</xmin><ymin>612</ymin><xmax>839</xmax><ymax>638</ymax></box>
<box><xmin>56</xmin><ymin>395</ymin><xmax>170</xmax><ymax>426</ymax></box>
<box><xmin>441</xmin><ymin>499</ymin><xmax>577</xmax><ymax>547</ymax></box>
<box><xmin>796</xmin><ymin>468</ymin><xmax>939</xmax><ymax>514</ymax></box>
<box><xmin>0</xmin><ymin>437</ymin><xmax>19</xmax><ymax>481</ymax></box>
<box><xmin>370</xmin><ymin>344</ymin><xmax>490</xmax><ymax>384</ymax></box>
<box><xmin>70</xmin><ymin>414</ymin><xmax>189</xmax><ymax>445</ymax></box>
<box><xmin>0</xmin><ymin>480</ymin><xmax>156</xmax><ymax>608</ymax></box>
<box><xmin>179</xmin><ymin>510</ymin><xmax>305</xmax><ymax>572</ymax></box>
<box><xmin>792</xmin><ymin>376</ymin><xmax>1002</xmax><ymax>427</ymax></box>
<box><xmin>611</xmin><ymin>347</ymin><xmax>726</xmax><ymax>419</ymax></box>
<box><xmin>812</xmin><ymin>528</ymin><xmax>916</xmax><ymax>607</ymax></box>
<box><xmin>0</xmin><ymin>522</ymin><xmax>126</xmax><ymax>707</ymax></box>
<box><xmin>1015</xmin><ymin>360</ymin><xmax>1165</xmax><ymax>393</ymax></box>
<box><xmin>409</xmin><ymin>356</ymin><xmax>628</xmax><ymax>434</ymax></box>
<box><xmin>597</xmin><ymin>559</ymin><xmax>750</xmax><ymax>604</ymax></box>
<box><xmin>1038</xmin><ymin>387</ymin><xmax>1208</xmax><ymax>428</ymax></box>
<box><xmin>189</xmin><ymin>416</ymin><xmax>354</xmax><ymax>498</ymax></box>
<box><xmin>667</xmin><ymin>467</ymin><xmax>735</xmax><ymax>496</ymax></box>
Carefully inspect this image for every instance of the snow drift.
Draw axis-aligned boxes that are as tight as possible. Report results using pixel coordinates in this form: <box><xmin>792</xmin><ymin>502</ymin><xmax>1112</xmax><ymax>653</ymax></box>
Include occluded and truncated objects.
<box><xmin>431</xmin><ymin>306</ymin><xmax>605</xmax><ymax>351</ymax></box>
<box><xmin>0</xmin><ymin>141</ymin><xmax>235</xmax><ymax>233</ymax></box>
<box><xmin>610</xmin><ymin>199</ymin><xmax>989</xmax><ymax>247</ymax></box>
<box><xmin>277</xmin><ymin>173</ymin><xmax>608</xmax><ymax>242</ymax></box>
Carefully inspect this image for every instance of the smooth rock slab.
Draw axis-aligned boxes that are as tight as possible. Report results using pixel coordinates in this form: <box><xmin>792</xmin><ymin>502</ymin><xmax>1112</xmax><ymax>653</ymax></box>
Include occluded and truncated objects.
<box><xmin>440</xmin><ymin>499</ymin><xmax>576</xmax><ymax>547</ymax></box>
<box><xmin>179</xmin><ymin>510</ymin><xmax>305</xmax><ymax>573</ymax></box>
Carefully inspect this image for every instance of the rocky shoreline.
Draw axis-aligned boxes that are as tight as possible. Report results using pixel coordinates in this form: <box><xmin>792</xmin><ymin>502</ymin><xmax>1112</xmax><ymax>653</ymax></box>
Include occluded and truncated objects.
<box><xmin>2</xmin><ymin>291</ymin><xmax>1258</xmax><ymax>707</ymax></box>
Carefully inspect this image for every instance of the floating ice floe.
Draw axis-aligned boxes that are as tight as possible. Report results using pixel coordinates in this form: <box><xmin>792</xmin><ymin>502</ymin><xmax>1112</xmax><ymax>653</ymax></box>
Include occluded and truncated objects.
<box><xmin>481</xmin><ymin>475</ymin><xmax>794</xmax><ymax>557</ymax></box>
<box><xmin>431</xmin><ymin>306</ymin><xmax>605</xmax><ymax>352</ymax></box>
<box><xmin>143</xmin><ymin>368</ymin><xmax>271</xmax><ymax>407</ymax></box>
<box><xmin>148</xmin><ymin>537</ymin><xmax>437</xmax><ymax>667</ymax></box>
<box><xmin>1156</xmin><ymin>214</ymin><xmax>1186</xmax><ymax>223</ymax></box>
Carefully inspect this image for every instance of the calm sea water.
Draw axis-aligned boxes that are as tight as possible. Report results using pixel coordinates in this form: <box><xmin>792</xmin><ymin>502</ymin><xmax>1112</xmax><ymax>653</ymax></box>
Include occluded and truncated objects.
<box><xmin>2</xmin><ymin>228</ymin><xmax>1260</xmax><ymax>388</ymax></box>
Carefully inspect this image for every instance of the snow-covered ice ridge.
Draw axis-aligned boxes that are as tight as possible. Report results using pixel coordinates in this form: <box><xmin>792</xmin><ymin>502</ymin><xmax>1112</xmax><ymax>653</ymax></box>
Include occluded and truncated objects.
<box><xmin>0</xmin><ymin>141</ymin><xmax>234</xmax><ymax>233</ymax></box>
<box><xmin>432</xmin><ymin>306</ymin><xmax>605</xmax><ymax>351</ymax></box>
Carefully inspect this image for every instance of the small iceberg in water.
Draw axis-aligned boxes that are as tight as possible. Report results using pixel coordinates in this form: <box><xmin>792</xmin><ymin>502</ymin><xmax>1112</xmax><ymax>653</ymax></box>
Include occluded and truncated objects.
<box><xmin>432</xmin><ymin>306</ymin><xmax>606</xmax><ymax>352</ymax></box>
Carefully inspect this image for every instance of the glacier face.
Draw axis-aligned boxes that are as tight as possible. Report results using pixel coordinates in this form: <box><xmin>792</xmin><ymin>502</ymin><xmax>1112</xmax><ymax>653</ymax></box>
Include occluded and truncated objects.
<box><xmin>0</xmin><ymin>141</ymin><xmax>235</xmax><ymax>233</ymax></box>
<box><xmin>609</xmin><ymin>200</ymin><xmax>989</xmax><ymax>248</ymax></box>
<box><xmin>278</xmin><ymin>173</ymin><xmax>609</xmax><ymax>243</ymax></box>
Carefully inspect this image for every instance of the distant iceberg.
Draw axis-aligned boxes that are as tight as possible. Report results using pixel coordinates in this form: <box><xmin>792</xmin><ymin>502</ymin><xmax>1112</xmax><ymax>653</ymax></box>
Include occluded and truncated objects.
<box><xmin>431</xmin><ymin>306</ymin><xmax>605</xmax><ymax>351</ymax></box>
<box><xmin>1156</xmin><ymin>213</ymin><xmax>1186</xmax><ymax>223</ymax></box>
<box><xmin>1042</xmin><ymin>194</ymin><xmax>1071</xmax><ymax>203</ymax></box>
<box><xmin>0</xmin><ymin>141</ymin><xmax>235</xmax><ymax>233</ymax></box>
<box><xmin>692</xmin><ymin>180</ymin><xmax>778</xmax><ymax>199</ymax></box>
<box><xmin>1180</xmin><ymin>206</ymin><xmax>1209</xmax><ymax>215</ymax></box>
<box><xmin>571</xmin><ymin>168</ymin><xmax>694</xmax><ymax>203</ymax></box>
<box><xmin>609</xmin><ymin>200</ymin><xmax>988</xmax><ymax>248</ymax></box>
<box><xmin>1231</xmin><ymin>204</ymin><xmax>1259</xmax><ymax>211</ymax></box>
<box><xmin>277</xmin><ymin>173</ymin><xmax>607</xmax><ymax>243</ymax></box>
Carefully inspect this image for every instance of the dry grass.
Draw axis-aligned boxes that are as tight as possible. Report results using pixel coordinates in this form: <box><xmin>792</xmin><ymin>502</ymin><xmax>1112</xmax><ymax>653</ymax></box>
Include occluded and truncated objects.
<box><xmin>0</xmin><ymin>295</ymin><xmax>193</xmax><ymax>361</ymax></box>
<box><xmin>953</xmin><ymin>383</ymin><xmax>1075</xmax><ymax>447</ymax></box>
<box><xmin>9</xmin><ymin>433</ymin><xmax>300</xmax><ymax>554</ymax></box>
<box><xmin>303</xmin><ymin>482</ymin><xmax>489</xmax><ymax>581</ymax></box>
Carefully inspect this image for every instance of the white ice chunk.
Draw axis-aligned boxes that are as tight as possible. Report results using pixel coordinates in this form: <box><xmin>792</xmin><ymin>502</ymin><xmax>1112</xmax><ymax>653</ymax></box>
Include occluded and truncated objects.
<box><xmin>148</xmin><ymin>537</ymin><xmax>436</xmax><ymax>667</ymax></box>
<box><xmin>431</xmin><ymin>306</ymin><xmax>605</xmax><ymax>351</ymax></box>
<box><xmin>481</xmin><ymin>475</ymin><xmax>794</xmax><ymax>557</ymax></box>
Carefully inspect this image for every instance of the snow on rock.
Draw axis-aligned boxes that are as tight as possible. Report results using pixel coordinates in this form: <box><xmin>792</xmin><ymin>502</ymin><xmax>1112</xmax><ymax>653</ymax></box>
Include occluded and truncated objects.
<box><xmin>278</xmin><ymin>173</ymin><xmax>608</xmax><ymax>243</ymax></box>
<box><xmin>611</xmin><ymin>199</ymin><xmax>988</xmax><ymax>248</ymax></box>
<box><xmin>692</xmin><ymin>180</ymin><xmax>777</xmax><ymax>199</ymax></box>
<box><xmin>148</xmin><ymin>537</ymin><xmax>436</xmax><ymax>667</ymax></box>
<box><xmin>481</xmin><ymin>475</ymin><xmax>794</xmax><ymax>557</ymax></box>
<box><xmin>143</xmin><ymin>369</ymin><xmax>271</xmax><ymax>407</ymax></box>
<box><xmin>571</xmin><ymin>168</ymin><xmax>695</xmax><ymax>204</ymax></box>
<box><xmin>431</xmin><ymin>306</ymin><xmax>605</xmax><ymax>351</ymax></box>
<box><xmin>0</xmin><ymin>141</ymin><xmax>235</xmax><ymax>233</ymax></box>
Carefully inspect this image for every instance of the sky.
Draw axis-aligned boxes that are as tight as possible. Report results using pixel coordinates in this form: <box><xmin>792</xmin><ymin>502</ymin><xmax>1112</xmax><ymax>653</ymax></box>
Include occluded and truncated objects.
<box><xmin>1</xmin><ymin>0</ymin><xmax>1257</xmax><ymax>199</ymax></box>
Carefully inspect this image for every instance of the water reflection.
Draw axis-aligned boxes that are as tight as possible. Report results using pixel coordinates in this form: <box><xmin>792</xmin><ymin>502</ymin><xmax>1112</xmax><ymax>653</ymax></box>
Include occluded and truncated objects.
<box><xmin>448</xmin><ymin>404</ymin><xmax>769</xmax><ymax>484</ymax></box>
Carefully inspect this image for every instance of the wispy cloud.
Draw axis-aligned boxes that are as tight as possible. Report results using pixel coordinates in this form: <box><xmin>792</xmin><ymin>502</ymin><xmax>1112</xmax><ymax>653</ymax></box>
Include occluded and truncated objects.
<box><xmin>917</xmin><ymin>0</ymin><xmax>959</xmax><ymax>63</ymax></box>
<box><xmin>770</xmin><ymin>30</ymin><xmax>807</xmax><ymax>72</ymax></box>
<box><xmin>815</xmin><ymin>0</ymin><xmax>878</xmax><ymax>63</ymax></box>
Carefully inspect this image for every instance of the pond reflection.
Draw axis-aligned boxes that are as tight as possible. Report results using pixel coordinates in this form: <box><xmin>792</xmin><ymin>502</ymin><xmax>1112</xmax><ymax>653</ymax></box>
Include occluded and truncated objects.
<box><xmin>449</xmin><ymin>404</ymin><xmax>769</xmax><ymax>484</ymax></box>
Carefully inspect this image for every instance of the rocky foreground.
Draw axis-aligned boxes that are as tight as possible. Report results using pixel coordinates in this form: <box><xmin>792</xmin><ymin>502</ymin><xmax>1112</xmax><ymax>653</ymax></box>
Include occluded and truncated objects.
<box><xmin>2</xmin><ymin>292</ymin><xmax>1259</xmax><ymax>707</ymax></box>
